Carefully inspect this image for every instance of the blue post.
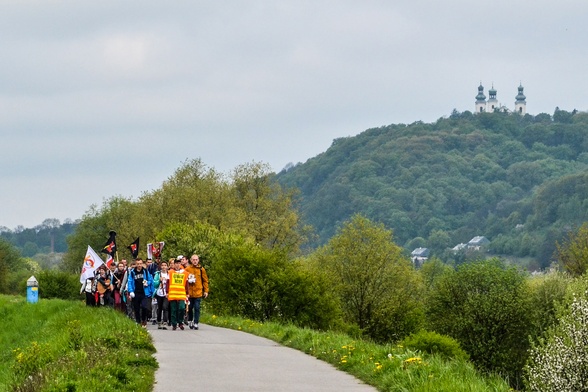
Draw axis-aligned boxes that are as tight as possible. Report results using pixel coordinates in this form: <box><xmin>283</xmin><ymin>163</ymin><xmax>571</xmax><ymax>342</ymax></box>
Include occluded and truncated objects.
<box><xmin>27</xmin><ymin>276</ymin><xmax>39</xmax><ymax>303</ymax></box>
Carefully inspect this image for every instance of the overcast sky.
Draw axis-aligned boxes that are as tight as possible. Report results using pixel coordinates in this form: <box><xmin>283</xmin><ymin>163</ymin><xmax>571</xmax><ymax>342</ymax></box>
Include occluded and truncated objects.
<box><xmin>2</xmin><ymin>1</ymin><xmax>587</xmax><ymax>230</ymax></box>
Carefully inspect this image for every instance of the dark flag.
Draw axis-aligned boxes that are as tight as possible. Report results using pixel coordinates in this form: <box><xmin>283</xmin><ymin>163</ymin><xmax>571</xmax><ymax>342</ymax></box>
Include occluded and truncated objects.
<box><xmin>127</xmin><ymin>237</ymin><xmax>140</xmax><ymax>259</ymax></box>
<box><xmin>101</xmin><ymin>230</ymin><xmax>117</xmax><ymax>258</ymax></box>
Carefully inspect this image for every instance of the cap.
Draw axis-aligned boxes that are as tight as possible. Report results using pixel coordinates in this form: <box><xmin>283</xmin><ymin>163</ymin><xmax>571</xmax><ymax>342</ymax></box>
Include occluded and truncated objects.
<box><xmin>175</xmin><ymin>255</ymin><xmax>184</xmax><ymax>261</ymax></box>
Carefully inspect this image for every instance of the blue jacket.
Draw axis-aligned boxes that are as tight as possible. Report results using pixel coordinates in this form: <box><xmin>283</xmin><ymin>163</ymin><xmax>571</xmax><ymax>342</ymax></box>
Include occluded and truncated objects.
<box><xmin>127</xmin><ymin>268</ymin><xmax>154</xmax><ymax>298</ymax></box>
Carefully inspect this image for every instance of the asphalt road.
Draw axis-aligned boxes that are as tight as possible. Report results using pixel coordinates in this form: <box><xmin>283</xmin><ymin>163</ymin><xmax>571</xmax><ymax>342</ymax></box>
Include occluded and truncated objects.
<box><xmin>149</xmin><ymin>323</ymin><xmax>377</xmax><ymax>392</ymax></box>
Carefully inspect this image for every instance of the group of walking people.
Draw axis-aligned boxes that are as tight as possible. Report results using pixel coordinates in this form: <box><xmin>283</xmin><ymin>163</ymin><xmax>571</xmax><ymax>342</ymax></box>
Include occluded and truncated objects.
<box><xmin>80</xmin><ymin>254</ymin><xmax>209</xmax><ymax>331</ymax></box>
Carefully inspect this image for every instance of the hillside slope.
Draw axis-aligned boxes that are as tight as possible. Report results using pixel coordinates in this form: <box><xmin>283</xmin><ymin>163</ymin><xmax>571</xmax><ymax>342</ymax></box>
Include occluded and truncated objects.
<box><xmin>277</xmin><ymin>109</ymin><xmax>588</xmax><ymax>269</ymax></box>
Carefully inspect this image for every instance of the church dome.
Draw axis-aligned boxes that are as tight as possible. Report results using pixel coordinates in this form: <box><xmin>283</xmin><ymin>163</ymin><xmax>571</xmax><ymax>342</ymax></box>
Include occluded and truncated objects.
<box><xmin>476</xmin><ymin>84</ymin><xmax>486</xmax><ymax>101</ymax></box>
<box><xmin>515</xmin><ymin>84</ymin><xmax>526</xmax><ymax>102</ymax></box>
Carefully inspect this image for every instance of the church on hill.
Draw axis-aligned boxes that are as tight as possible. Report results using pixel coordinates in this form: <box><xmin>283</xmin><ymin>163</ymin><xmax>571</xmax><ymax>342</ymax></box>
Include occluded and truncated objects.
<box><xmin>475</xmin><ymin>83</ymin><xmax>526</xmax><ymax>115</ymax></box>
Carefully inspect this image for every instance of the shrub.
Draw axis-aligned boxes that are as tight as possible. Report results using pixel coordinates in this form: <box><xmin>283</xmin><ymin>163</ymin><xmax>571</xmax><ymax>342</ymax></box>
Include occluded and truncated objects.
<box><xmin>527</xmin><ymin>271</ymin><xmax>570</xmax><ymax>342</ymax></box>
<box><xmin>426</xmin><ymin>258</ymin><xmax>533</xmax><ymax>387</ymax></box>
<box><xmin>401</xmin><ymin>330</ymin><xmax>469</xmax><ymax>361</ymax></box>
<box><xmin>525</xmin><ymin>295</ymin><xmax>588</xmax><ymax>391</ymax></box>
<box><xmin>37</xmin><ymin>270</ymin><xmax>80</xmax><ymax>300</ymax></box>
<box><xmin>209</xmin><ymin>243</ymin><xmax>342</xmax><ymax>330</ymax></box>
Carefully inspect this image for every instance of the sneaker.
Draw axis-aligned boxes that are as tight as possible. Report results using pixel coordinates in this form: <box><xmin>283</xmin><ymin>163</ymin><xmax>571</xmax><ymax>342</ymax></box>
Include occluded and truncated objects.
<box><xmin>161</xmin><ymin>325</ymin><xmax>168</xmax><ymax>330</ymax></box>
<box><xmin>194</xmin><ymin>324</ymin><xmax>199</xmax><ymax>330</ymax></box>
<box><xmin>152</xmin><ymin>320</ymin><xmax>157</xmax><ymax>325</ymax></box>
<box><xmin>172</xmin><ymin>325</ymin><xmax>177</xmax><ymax>331</ymax></box>
<box><xmin>188</xmin><ymin>321</ymin><xmax>194</xmax><ymax>330</ymax></box>
<box><xmin>157</xmin><ymin>323</ymin><xmax>163</xmax><ymax>330</ymax></box>
<box><xmin>179</xmin><ymin>324</ymin><xmax>184</xmax><ymax>330</ymax></box>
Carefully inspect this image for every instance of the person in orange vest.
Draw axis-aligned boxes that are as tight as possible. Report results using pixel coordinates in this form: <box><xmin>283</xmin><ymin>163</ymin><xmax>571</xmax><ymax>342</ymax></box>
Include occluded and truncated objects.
<box><xmin>185</xmin><ymin>254</ymin><xmax>209</xmax><ymax>330</ymax></box>
<box><xmin>166</xmin><ymin>256</ymin><xmax>188</xmax><ymax>330</ymax></box>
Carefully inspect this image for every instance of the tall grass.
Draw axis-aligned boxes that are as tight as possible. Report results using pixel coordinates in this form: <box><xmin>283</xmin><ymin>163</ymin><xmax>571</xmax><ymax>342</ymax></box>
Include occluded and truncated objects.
<box><xmin>201</xmin><ymin>313</ymin><xmax>511</xmax><ymax>391</ymax></box>
<box><xmin>0</xmin><ymin>295</ymin><xmax>156</xmax><ymax>392</ymax></box>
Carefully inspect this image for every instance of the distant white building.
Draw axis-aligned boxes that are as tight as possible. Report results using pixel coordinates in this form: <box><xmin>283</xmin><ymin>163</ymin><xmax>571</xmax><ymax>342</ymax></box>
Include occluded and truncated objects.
<box><xmin>467</xmin><ymin>236</ymin><xmax>490</xmax><ymax>250</ymax></box>
<box><xmin>452</xmin><ymin>243</ymin><xmax>467</xmax><ymax>252</ymax></box>
<box><xmin>411</xmin><ymin>247</ymin><xmax>430</xmax><ymax>267</ymax></box>
<box><xmin>451</xmin><ymin>236</ymin><xmax>490</xmax><ymax>253</ymax></box>
<box><xmin>475</xmin><ymin>83</ymin><xmax>526</xmax><ymax>115</ymax></box>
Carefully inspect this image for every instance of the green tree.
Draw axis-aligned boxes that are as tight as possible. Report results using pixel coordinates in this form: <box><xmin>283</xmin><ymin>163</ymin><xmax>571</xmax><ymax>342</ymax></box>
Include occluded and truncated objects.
<box><xmin>158</xmin><ymin>221</ymin><xmax>245</xmax><ymax>270</ymax></box>
<box><xmin>426</xmin><ymin>258</ymin><xmax>533</xmax><ymax>386</ymax></box>
<box><xmin>0</xmin><ymin>238</ymin><xmax>21</xmax><ymax>293</ymax></box>
<box><xmin>64</xmin><ymin>159</ymin><xmax>308</xmax><ymax>270</ymax></box>
<box><xmin>314</xmin><ymin>214</ymin><xmax>424</xmax><ymax>342</ymax></box>
<box><xmin>419</xmin><ymin>257</ymin><xmax>452</xmax><ymax>292</ymax></box>
<box><xmin>427</xmin><ymin>230</ymin><xmax>451</xmax><ymax>253</ymax></box>
<box><xmin>62</xmin><ymin>199</ymin><xmax>129</xmax><ymax>273</ymax></box>
<box><xmin>22</xmin><ymin>242</ymin><xmax>39</xmax><ymax>257</ymax></box>
<box><xmin>556</xmin><ymin>223</ymin><xmax>588</xmax><ymax>277</ymax></box>
<box><xmin>231</xmin><ymin>161</ymin><xmax>306</xmax><ymax>252</ymax></box>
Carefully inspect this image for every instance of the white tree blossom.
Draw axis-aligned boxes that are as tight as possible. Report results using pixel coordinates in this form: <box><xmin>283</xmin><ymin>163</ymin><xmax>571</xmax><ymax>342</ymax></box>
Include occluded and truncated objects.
<box><xmin>526</xmin><ymin>296</ymin><xmax>588</xmax><ymax>391</ymax></box>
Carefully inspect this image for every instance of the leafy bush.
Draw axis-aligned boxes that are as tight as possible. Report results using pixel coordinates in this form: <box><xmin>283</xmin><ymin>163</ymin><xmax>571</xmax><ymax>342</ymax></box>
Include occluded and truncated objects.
<box><xmin>37</xmin><ymin>270</ymin><xmax>80</xmax><ymax>300</ymax></box>
<box><xmin>209</xmin><ymin>242</ymin><xmax>342</xmax><ymax>330</ymax></box>
<box><xmin>426</xmin><ymin>258</ymin><xmax>533</xmax><ymax>387</ymax></box>
<box><xmin>527</xmin><ymin>271</ymin><xmax>570</xmax><ymax>341</ymax></box>
<box><xmin>401</xmin><ymin>330</ymin><xmax>469</xmax><ymax>361</ymax></box>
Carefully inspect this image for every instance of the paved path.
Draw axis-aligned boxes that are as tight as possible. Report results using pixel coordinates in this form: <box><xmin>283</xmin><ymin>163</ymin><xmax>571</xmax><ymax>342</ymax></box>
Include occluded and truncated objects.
<box><xmin>149</xmin><ymin>323</ymin><xmax>377</xmax><ymax>392</ymax></box>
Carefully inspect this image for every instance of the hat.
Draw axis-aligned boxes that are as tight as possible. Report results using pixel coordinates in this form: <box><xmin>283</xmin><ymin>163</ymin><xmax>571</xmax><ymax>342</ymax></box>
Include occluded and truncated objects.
<box><xmin>175</xmin><ymin>255</ymin><xmax>183</xmax><ymax>261</ymax></box>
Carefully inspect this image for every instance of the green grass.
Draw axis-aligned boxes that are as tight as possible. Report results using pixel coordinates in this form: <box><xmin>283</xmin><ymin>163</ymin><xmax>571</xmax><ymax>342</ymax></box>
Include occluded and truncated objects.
<box><xmin>0</xmin><ymin>294</ymin><xmax>512</xmax><ymax>391</ymax></box>
<box><xmin>201</xmin><ymin>313</ymin><xmax>512</xmax><ymax>392</ymax></box>
<box><xmin>0</xmin><ymin>295</ymin><xmax>156</xmax><ymax>392</ymax></box>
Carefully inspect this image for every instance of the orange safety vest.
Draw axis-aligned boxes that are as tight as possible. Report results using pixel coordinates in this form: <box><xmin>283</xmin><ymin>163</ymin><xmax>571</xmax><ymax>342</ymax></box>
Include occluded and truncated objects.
<box><xmin>168</xmin><ymin>270</ymin><xmax>187</xmax><ymax>301</ymax></box>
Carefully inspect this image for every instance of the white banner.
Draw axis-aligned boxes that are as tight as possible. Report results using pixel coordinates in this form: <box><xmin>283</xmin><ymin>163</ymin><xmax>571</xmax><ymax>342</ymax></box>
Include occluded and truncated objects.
<box><xmin>80</xmin><ymin>245</ymin><xmax>105</xmax><ymax>283</ymax></box>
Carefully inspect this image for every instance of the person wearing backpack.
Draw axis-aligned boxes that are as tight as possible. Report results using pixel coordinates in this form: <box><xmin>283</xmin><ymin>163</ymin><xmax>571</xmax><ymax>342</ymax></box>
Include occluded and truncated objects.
<box><xmin>127</xmin><ymin>259</ymin><xmax>154</xmax><ymax>327</ymax></box>
<box><xmin>185</xmin><ymin>254</ymin><xmax>209</xmax><ymax>330</ymax></box>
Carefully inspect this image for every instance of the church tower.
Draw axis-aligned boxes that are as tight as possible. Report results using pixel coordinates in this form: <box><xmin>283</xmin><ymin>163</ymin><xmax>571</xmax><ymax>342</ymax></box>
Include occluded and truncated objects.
<box><xmin>475</xmin><ymin>84</ymin><xmax>487</xmax><ymax>113</ymax></box>
<box><xmin>487</xmin><ymin>84</ymin><xmax>498</xmax><ymax>112</ymax></box>
<box><xmin>514</xmin><ymin>84</ymin><xmax>526</xmax><ymax>115</ymax></box>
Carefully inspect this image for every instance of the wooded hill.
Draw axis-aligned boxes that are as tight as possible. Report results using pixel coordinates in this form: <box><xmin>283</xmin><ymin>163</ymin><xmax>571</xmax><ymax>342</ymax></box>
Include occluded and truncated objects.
<box><xmin>276</xmin><ymin>108</ymin><xmax>588</xmax><ymax>270</ymax></box>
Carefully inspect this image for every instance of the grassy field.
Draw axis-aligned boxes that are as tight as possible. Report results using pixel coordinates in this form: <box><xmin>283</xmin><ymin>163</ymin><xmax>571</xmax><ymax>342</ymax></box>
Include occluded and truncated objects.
<box><xmin>0</xmin><ymin>295</ymin><xmax>156</xmax><ymax>392</ymax></box>
<box><xmin>201</xmin><ymin>312</ymin><xmax>512</xmax><ymax>392</ymax></box>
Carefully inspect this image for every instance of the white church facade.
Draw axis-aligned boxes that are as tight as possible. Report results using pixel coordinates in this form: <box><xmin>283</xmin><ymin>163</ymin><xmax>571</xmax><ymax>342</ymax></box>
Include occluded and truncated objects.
<box><xmin>475</xmin><ymin>84</ymin><xmax>526</xmax><ymax>115</ymax></box>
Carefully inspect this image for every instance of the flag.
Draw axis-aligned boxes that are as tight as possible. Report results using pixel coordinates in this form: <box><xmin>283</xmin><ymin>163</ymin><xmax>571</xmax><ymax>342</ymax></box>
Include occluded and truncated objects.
<box><xmin>80</xmin><ymin>245</ymin><xmax>104</xmax><ymax>283</ymax></box>
<box><xmin>127</xmin><ymin>237</ymin><xmax>140</xmax><ymax>258</ymax></box>
<box><xmin>147</xmin><ymin>241</ymin><xmax>165</xmax><ymax>260</ymax></box>
<box><xmin>105</xmin><ymin>254</ymin><xmax>114</xmax><ymax>268</ymax></box>
<box><xmin>101</xmin><ymin>230</ymin><xmax>117</xmax><ymax>258</ymax></box>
